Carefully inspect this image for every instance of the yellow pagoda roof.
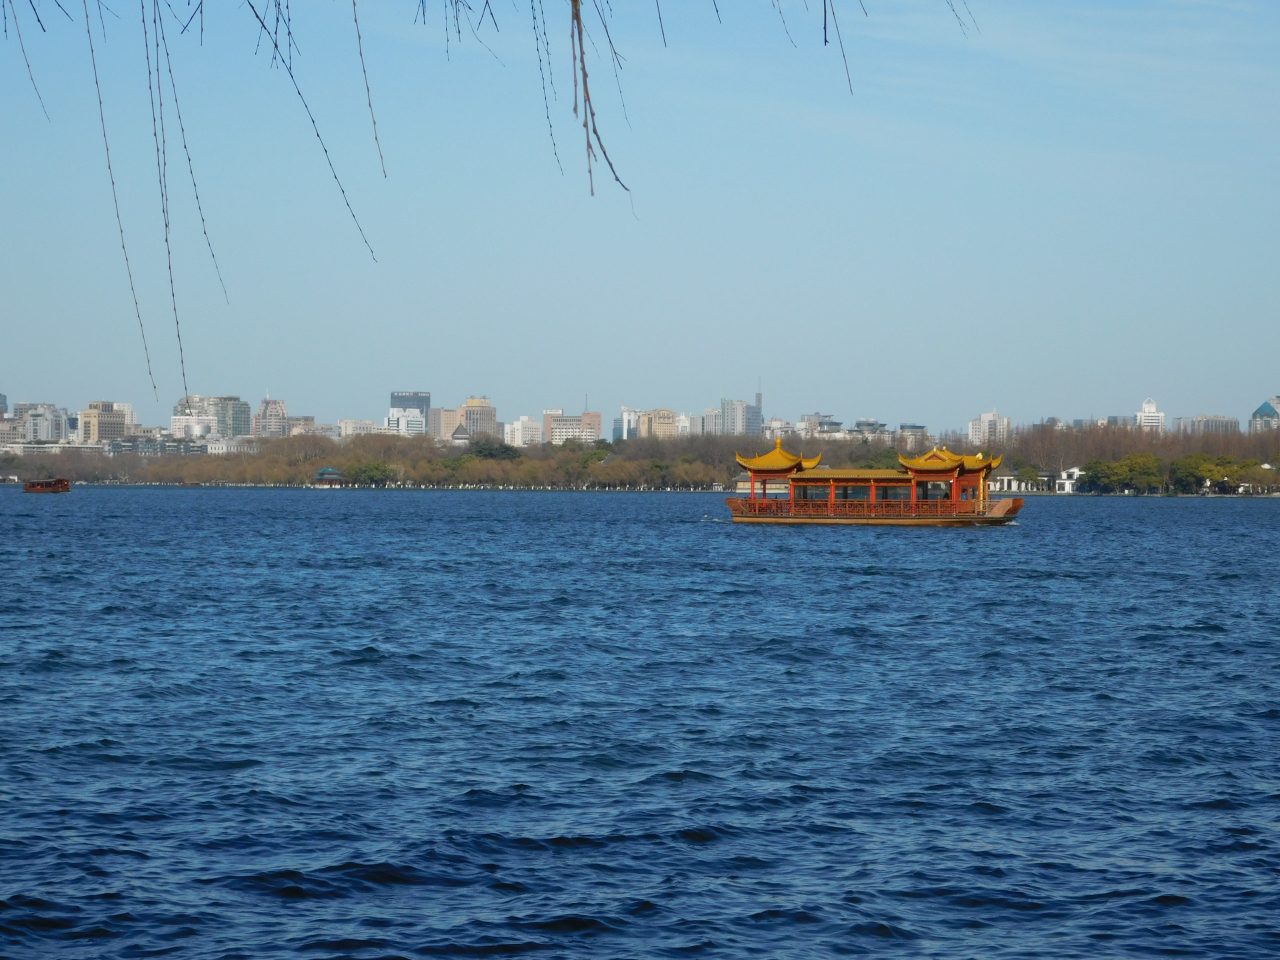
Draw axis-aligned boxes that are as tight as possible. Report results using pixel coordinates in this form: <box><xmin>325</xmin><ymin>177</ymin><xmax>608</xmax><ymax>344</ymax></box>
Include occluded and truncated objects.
<box><xmin>898</xmin><ymin>447</ymin><xmax>1003</xmax><ymax>473</ymax></box>
<box><xmin>736</xmin><ymin>438</ymin><xmax>822</xmax><ymax>473</ymax></box>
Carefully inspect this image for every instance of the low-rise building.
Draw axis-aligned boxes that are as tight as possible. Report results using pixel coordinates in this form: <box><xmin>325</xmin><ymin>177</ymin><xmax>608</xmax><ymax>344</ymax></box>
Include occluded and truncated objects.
<box><xmin>1056</xmin><ymin>466</ymin><xmax>1085</xmax><ymax>494</ymax></box>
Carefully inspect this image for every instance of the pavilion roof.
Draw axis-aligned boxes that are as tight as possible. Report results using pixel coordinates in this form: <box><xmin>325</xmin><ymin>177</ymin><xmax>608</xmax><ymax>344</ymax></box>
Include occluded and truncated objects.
<box><xmin>735</xmin><ymin>438</ymin><xmax>822</xmax><ymax>473</ymax></box>
<box><xmin>792</xmin><ymin>468</ymin><xmax>910</xmax><ymax>481</ymax></box>
<box><xmin>898</xmin><ymin>447</ymin><xmax>1003</xmax><ymax>473</ymax></box>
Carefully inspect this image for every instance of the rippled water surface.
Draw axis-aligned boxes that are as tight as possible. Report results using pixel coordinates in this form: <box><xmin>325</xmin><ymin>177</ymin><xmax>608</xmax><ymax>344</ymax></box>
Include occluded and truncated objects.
<box><xmin>2</xmin><ymin>487</ymin><xmax>1277</xmax><ymax>958</ymax></box>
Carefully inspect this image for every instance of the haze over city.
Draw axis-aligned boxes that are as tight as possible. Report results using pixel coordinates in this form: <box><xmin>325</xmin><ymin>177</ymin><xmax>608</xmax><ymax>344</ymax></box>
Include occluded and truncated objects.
<box><xmin>3</xmin><ymin>2</ymin><xmax>1277</xmax><ymax>434</ymax></box>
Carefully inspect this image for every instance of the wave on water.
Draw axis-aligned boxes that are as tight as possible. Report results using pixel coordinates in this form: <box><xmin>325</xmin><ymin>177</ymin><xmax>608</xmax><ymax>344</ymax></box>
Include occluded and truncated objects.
<box><xmin>1</xmin><ymin>490</ymin><xmax>1277</xmax><ymax>958</ymax></box>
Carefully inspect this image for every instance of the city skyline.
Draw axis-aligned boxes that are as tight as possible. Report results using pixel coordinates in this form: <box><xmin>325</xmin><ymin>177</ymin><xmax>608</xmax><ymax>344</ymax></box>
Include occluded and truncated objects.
<box><xmin>2</xmin><ymin>383</ymin><xmax>1274</xmax><ymax>447</ymax></box>
<box><xmin>3</xmin><ymin>3</ymin><xmax>1277</xmax><ymax>433</ymax></box>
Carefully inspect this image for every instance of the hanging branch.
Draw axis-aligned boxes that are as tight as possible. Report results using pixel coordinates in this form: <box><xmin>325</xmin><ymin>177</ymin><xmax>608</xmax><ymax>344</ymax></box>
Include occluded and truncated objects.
<box><xmin>244</xmin><ymin>0</ymin><xmax>377</xmax><ymax>261</ymax></box>
<box><xmin>569</xmin><ymin>0</ymin><xmax>627</xmax><ymax>196</ymax></box>
<box><xmin>158</xmin><ymin>6</ymin><xmax>229</xmax><ymax>303</ymax></box>
<box><xmin>81</xmin><ymin>0</ymin><xmax>158</xmax><ymax>398</ymax></box>
<box><xmin>529</xmin><ymin>0</ymin><xmax>562</xmax><ymax>175</ymax></box>
<box><xmin>825</xmin><ymin>0</ymin><xmax>854</xmax><ymax>94</ymax></box>
<box><xmin>142</xmin><ymin>0</ymin><xmax>191</xmax><ymax>405</ymax></box>
<box><xmin>7</xmin><ymin>0</ymin><xmax>51</xmax><ymax>120</ymax></box>
<box><xmin>351</xmin><ymin>0</ymin><xmax>386</xmax><ymax>177</ymax></box>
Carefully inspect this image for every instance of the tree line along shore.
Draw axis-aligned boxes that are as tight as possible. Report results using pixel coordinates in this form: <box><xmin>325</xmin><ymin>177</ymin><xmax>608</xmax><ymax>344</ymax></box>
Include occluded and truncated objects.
<box><xmin>4</xmin><ymin>426</ymin><xmax>1279</xmax><ymax>494</ymax></box>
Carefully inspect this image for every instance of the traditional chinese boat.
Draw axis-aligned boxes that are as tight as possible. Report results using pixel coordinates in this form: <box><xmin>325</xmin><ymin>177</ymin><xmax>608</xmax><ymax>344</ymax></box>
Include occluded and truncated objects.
<box><xmin>23</xmin><ymin>478</ymin><xmax>72</xmax><ymax>494</ymax></box>
<box><xmin>726</xmin><ymin>441</ymin><xmax>1023</xmax><ymax>526</ymax></box>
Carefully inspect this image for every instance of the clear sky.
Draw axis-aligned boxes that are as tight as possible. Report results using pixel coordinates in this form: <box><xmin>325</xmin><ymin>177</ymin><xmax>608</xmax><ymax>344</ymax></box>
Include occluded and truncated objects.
<box><xmin>3</xmin><ymin>1</ymin><xmax>1277</xmax><ymax>433</ymax></box>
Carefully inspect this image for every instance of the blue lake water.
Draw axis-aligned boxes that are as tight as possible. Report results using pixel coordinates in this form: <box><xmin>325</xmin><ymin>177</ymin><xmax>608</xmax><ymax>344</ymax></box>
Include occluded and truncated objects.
<box><xmin>1</xmin><ymin>487</ymin><xmax>1277</xmax><ymax>958</ymax></box>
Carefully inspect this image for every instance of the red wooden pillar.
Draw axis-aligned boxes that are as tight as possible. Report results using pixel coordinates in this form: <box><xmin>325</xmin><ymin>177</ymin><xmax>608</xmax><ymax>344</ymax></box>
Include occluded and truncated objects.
<box><xmin>828</xmin><ymin>480</ymin><xmax>835</xmax><ymax>515</ymax></box>
<box><xmin>951</xmin><ymin>470</ymin><xmax>960</xmax><ymax>512</ymax></box>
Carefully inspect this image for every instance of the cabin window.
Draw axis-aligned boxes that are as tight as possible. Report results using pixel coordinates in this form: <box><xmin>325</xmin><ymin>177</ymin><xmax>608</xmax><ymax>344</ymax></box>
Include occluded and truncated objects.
<box><xmin>878</xmin><ymin>484</ymin><xmax>911</xmax><ymax>501</ymax></box>
<box><xmin>835</xmin><ymin>485</ymin><xmax>870</xmax><ymax>501</ymax></box>
<box><xmin>916</xmin><ymin>481</ymin><xmax>952</xmax><ymax>501</ymax></box>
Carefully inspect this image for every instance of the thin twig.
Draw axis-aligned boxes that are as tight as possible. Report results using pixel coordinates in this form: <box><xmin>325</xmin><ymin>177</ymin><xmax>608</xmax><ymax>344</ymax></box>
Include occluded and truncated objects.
<box><xmin>530</xmin><ymin>0</ymin><xmax>562</xmax><ymax>175</ymax></box>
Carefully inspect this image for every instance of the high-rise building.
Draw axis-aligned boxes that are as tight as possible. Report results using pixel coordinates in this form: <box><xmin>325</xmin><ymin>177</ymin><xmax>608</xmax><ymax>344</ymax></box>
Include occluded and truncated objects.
<box><xmin>24</xmin><ymin>404</ymin><xmax>69</xmax><ymax>442</ymax></box>
<box><xmin>1175</xmin><ymin>415</ymin><xmax>1240</xmax><ymax>435</ymax></box>
<box><xmin>1134</xmin><ymin>398</ymin><xmax>1165</xmax><ymax>432</ymax></box>
<box><xmin>505</xmin><ymin>416</ymin><xmax>543</xmax><ymax>447</ymax></box>
<box><xmin>428</xmin><ymin>407</ymin><xmax>463</xmax><ymax>440</ymax></box>
<box><xmin>81</xmin><ymin>401</ymin><xmax>130</xmax><ymax>444</ymax></box>
<box><xmin>253</xmin><ymin>398</ymin><xmax>290</xmax><ymax>438</ymax></box>
<box><xmin>968</xmin><ymin>410</ymin><xmax>1012</xmax><ymax>447</ymax></box>
<box><xmin>1248</xmin><ymin>396</ymin><xmax>1280</xmax><ymax>433</ymax></box>
<box><xmin>461</xmin><ymin>396</ymin><xmax>500</xmax><ymax>440</ymax></box>
<box><xmin>613</xmin><ymin>406</ymin><xmax>641</xmax><ymax>441</ymax></box>
<box><xmin>385</xmin><ymin>408</ymin><xmax>427</xmax><ymax>436</ymax></box>
<box><xmin>0</xmin><ymin>392</ymin><xmax>7</xmax><ymax>417</ymax></box>
<box><xmin>170</xmin><ymin>413</ymin><xmax>217</xmax><ymax>438</ymax></box>
<box><xmin>637</xmin><ymin>408</ymin><xmax>678</xmax><ymax>439</ymax></box>
<box><xmin>542</xmin><ymin>409</ymin><xmax>602</xmax><ymax>445</ymax></box>
<box><xmin>686</xmin><ymin>407</ymin><xmax>723</xmax><ymax>436</ymax></box>
<box><xmin>175</xmin><ymin>395</ymin><xmax>252</xmax><ymax>437</ymax></box>
<box><xmin>720</xmin><ymin>393</ymin><xmax>763</xmax><ymax>437</ymax></box>
<box><xmin>390</xmin><ymin>391</ymin><xmax>431</xmax><ymax>419</ymax></box>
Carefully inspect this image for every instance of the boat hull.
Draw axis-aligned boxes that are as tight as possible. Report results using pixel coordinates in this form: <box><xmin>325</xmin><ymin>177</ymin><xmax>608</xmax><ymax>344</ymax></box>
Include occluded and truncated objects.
<box><xmin>725</xmin><ymin>497</ymin><xmax>1023</xmax><ymax>526</ymax></box>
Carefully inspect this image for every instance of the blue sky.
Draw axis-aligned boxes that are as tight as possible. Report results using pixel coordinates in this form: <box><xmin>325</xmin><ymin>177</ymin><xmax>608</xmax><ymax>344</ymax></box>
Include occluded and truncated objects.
<box><xmin>3</xmin><ymin>1</ymin><xmax>1277</xmax><ymax>433</ymax></box>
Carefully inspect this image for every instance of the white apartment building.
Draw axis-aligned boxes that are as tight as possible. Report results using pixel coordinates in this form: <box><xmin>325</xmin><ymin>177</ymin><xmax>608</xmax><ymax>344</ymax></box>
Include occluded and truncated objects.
<box><xmin>968</xmin><ymin>410</ymin><xmax>1012</xmax><ymax>447</ymax></box>
<box><xmin>505</xmin><ymin>416</ymin><xmax>544</xmax><ymax>447</ymax></box>
<box><xmin>22</xmin><ymin>404</ymin><xmax>69</xmax><ymax>443</ymax></box>
<box><xmin>385</xmin><ymin>407</ymin><xmax>428</xmax><ymax>436</ymax></box>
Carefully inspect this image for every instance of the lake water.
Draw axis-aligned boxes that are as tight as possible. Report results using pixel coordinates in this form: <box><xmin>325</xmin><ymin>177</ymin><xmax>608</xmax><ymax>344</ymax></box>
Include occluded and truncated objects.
<box><xmin>1</xmin><ymin>488</ymin><xmax>1277</xmax><ymax>958</ymax></box>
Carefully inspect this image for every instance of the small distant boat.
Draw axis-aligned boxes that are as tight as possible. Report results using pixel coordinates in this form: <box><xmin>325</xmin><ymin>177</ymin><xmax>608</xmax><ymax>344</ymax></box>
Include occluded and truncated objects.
<box><xmin>727</xmin><ymin>441</ymin><xmax>1023</xmax><ymax>526</ymax></box>
<box><xmin>23</xmin><ymin>478</ymin><xmax>72</xmax><ymax>494</ymax></box>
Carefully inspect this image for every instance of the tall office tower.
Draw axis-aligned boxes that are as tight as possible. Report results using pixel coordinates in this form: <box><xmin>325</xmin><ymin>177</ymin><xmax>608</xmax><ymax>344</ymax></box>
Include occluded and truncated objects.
<box><xmin>461</xmin><ymin>396</ymin><xmax>500</xmax><ymax>439</ymax></box>
<box><xmin>253</xmin><ymin>397</ymin><xmax>290</xmax><ymax>437</ymax></box>
<box><xmin>1134</xmin><ymin>398</ymin><xmax>1165</xmax><ymax>432</ymax></box>
<box><xmin>720</xmin><ymin>396</ymin><xmax>763</xmax><ymax>437</ymax></box>
<box><xmin>390</xmin><ymin>391</ymin><xmax>431</xmax><ymax>419</ymax></box>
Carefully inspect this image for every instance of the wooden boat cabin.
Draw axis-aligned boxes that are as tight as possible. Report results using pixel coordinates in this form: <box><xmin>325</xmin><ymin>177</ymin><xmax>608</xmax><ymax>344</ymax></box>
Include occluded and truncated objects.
<box><xmin>726</xmin><ymin>440</ymin><xmax>1023</xmax><ymax>526</ymax></box>
<box><xmin>23</xmin><ymin>478</ymin><xmax>72</xmax><ymax>494</ymax></box>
